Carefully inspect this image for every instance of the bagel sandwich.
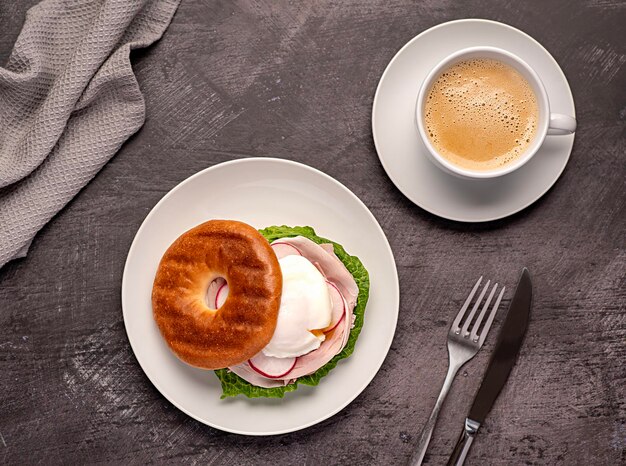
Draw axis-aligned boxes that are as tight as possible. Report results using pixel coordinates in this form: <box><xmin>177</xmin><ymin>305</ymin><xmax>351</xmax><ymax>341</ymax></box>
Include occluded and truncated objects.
<box><xmin>152</xmin><ymin>221</ymin><xmax>369</xmax><ymax>399</ymax></box>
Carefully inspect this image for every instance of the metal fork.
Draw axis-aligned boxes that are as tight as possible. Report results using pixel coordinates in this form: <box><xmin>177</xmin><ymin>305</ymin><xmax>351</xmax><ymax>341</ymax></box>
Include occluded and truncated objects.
<box><xmin>409</xmin><ymin>277</ymin><xmax>505</xmax><ymax>466</ymax></box>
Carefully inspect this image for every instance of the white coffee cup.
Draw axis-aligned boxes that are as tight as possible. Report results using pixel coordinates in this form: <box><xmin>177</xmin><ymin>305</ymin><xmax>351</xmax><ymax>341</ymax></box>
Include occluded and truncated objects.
<box><xmin>415</xmin><ymin>46</ymin><xmax>576</xmax><ymax>179</ymax></box>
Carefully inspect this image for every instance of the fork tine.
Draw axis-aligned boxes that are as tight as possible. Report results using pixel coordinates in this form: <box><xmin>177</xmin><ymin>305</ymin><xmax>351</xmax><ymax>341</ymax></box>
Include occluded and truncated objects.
<box><xmin>470</xmin><ymin>284</ymin><xmax>498</xmax><ymax>342</ymax></box>
<box><xmin>451</xmin><ymin>276</ymin><xmax>482</xmax><ymax>332</ymax></box>
<box><xmin>478</xmin><ymin>286</ymin><xmax>506</xmax><ymax>346</ymax></box>
<box><xmin>461</xmin><ymin>280</ymin><xmax>490</xmax><ymax>336</ymax></box>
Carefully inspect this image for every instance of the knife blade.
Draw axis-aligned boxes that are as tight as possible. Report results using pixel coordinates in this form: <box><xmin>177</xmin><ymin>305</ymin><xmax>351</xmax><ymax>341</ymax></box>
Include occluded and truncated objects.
<box><xmin>447</xmin><ymin>268</ymin><xmax>533</xmax><ymax>466</ymax></box>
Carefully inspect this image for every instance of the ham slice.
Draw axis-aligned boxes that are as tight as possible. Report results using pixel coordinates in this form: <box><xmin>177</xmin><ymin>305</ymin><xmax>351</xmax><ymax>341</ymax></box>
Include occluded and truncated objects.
<box><xmin>271</xmin><ymin>237</ymin><xmax>359</xmax><ymax>310</ymax></box>
<box><xmin>228</xmin><ymin>236</ymin><xmax>359</xmax><ymax>388</ymax></box>
<box><xmin>229</xmin><ymin>316</ymin><xmax>350</xmax><ymax>387</ymax></box>
<box><xmin>280</xmin><ymin>315</ymin><xmax>349</xmax><ymax>380</ymax></box>
<box><xmin>325</xmin><ymin>280</ymin><xmax>346</xmax><ymax>332</ymax></box>
<box><xmin>228</xmin><ymin>362</ymin><xmax>291</xmax><ymax>388</ymax></box>
<box><xmin>270</xmin><ymin>241</ymin><xmax>302</xmax><ymax>259</ymax></box>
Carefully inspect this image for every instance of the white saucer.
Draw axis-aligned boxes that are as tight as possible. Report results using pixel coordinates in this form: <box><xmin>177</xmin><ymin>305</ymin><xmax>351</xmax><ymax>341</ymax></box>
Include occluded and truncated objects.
<box><xmin>372</xmin><ymin>19</ymin><xmax>576</xmax><ymax>222</ymax></box>
<box><xmin>121</xmin><ymin>158</ymin><xmax>399</xmax><ymax>435</ymax></box>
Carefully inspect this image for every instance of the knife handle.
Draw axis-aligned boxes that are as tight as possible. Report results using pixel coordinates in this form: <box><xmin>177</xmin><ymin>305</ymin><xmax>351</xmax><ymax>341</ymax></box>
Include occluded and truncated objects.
<box><xmin>446</xmin><ymin>418</ymin><xmax>480</xmax><ymax>466</ymax></box>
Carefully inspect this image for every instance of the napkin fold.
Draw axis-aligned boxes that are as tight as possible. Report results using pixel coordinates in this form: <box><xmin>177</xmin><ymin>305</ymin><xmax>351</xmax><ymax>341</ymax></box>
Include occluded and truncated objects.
<box><xmin>0</xmin><ymin>0</ymin><xmax>180</xmax><ymax>269</ymax></box>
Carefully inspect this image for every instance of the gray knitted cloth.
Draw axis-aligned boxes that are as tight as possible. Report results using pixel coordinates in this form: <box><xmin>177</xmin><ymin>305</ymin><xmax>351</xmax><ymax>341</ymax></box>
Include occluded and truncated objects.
<box><xmin>0</xmin><ymin>0</ymin><xmax>180</xmax><ymax>269</ymax></box>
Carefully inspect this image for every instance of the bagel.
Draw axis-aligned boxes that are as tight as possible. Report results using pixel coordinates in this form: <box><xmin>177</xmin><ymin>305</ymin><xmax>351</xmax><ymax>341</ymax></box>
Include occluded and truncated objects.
<box><xmin>151</xmin><ymin>220</ymin><xmax>283</xmax><ymax>369</ymax></box>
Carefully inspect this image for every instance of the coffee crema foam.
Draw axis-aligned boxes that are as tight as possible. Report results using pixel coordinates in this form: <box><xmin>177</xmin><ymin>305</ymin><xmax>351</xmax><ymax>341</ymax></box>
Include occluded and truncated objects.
<box><xmin>424</xmin><ymin>58</ymin><xmax>539</xmax><ymax>171</ymax></box>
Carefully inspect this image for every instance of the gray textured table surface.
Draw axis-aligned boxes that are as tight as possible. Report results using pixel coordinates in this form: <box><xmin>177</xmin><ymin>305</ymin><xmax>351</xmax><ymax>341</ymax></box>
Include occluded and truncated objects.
<box><xmin>1</xmin><ymin>1</ymin><xmax>624</xmax><ymax>465</ymax></box>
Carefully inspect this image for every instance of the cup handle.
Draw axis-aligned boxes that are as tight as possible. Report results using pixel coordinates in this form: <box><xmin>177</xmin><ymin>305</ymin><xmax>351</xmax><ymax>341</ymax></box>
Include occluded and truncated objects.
<box><xmin>548</xmin><ymin>113</ymin><xmax>576</xmax><ymax>135</ymax></box>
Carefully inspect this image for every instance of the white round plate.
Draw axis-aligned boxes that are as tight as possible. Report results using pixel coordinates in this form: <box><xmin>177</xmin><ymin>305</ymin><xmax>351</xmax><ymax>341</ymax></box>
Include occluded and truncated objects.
<box><xmin>121</xmin><ymin>158</ymin><xmax>399</xmax><ymax>435</ymax></box>
<box><xmin>372</xmin><ymin>19</ymin><xmax>576</xmax><ymax>222</ymax></box>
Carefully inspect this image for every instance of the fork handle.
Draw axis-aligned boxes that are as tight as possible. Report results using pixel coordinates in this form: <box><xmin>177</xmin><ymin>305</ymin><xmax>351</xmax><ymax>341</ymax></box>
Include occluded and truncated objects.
<box><xmin>408</xmin><ymin>362</ymin><xmax>461</xmax><ymax>466</ymax></box>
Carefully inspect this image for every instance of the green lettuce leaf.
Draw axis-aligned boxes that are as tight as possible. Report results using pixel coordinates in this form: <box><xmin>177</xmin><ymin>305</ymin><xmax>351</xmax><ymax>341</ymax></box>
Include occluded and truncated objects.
<box><xmin>214</xmin><ymin>225</ymin><xmax>370</xmax><ymax>398</ymax></box>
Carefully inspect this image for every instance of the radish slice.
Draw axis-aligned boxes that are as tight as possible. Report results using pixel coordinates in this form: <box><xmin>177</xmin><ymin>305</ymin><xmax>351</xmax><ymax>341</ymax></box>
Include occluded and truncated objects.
<box><xmin>206</xmin><ymin>277</ymin><xmax>226</xmax><ymax>310</ymax></box>
<box><xmin>248</xmin><ymin>353</ymin><xmax>297</xmax><ymax>378</ymax></box>
<box><xmin>215</xmin><ymin>282</ymin><xmax>229</xmax><ymax>308</ymax></box>
<box><xmin>228</xmin><ymin>362</ymin><xmax>287</xmax><ymax>388</ymax></box>
<box><xmin>271</xmin><ymin>241</ymin><xmax>303</xmax><ymax>259</ymax></box>
<box><xmin>324</xmin><ymin>280</ymin><xmax>346</xmax><ymax>332</ymax></box>
<box><xmin>327</xmin><ymin>311</ymin><xmax>345</xmax><ymax>333</ymax></box>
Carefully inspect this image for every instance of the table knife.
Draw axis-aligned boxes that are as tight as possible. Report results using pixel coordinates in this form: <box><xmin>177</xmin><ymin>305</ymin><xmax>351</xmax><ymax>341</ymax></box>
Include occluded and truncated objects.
<box><xmin>446</xmin><ymin>267</ymin><xmax>533</xmax><ymax>466</ymax></box>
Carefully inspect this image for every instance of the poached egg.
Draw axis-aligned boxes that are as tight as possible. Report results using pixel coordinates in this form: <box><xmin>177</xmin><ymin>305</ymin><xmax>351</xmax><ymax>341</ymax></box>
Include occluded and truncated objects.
<box><xmin>261</xmin><ymin>255</ymin><xmax>332</xmax><ymax>358</ymax></box>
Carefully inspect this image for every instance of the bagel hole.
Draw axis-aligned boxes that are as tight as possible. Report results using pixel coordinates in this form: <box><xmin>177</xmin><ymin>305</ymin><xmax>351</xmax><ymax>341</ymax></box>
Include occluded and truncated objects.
<box><xmin>206</xmin><ymin>277</ymin><xmax>228</xmax><ymax>310</ymax></box>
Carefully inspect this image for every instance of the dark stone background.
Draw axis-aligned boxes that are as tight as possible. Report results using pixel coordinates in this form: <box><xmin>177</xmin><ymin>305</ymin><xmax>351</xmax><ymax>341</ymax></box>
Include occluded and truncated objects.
<box><xmin>1</xmin><ymin>1</ymin><xmax>624</xmax><ymax>464</ymax></box>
